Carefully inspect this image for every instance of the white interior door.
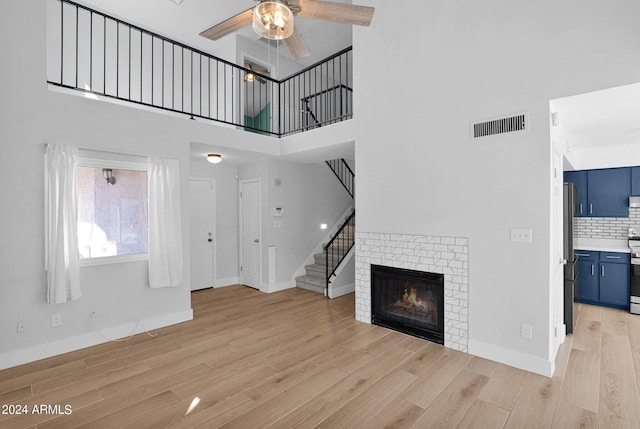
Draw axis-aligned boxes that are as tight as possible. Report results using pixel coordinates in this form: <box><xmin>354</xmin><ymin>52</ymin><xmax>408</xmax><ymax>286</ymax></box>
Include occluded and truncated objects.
<box><xmin>240</xmin><ymin>179</ymin><xmax>261</xmax><ymax>289</ymax></box>
<box><xmin>189</xmin><ymin>179</ymin><xmax>215</xmax><ymax>291</ymax></box>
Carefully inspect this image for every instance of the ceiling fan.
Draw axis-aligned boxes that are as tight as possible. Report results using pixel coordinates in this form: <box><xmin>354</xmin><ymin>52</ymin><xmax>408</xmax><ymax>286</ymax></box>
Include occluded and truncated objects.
<box><xmin>244</xmin><ymin>64</ymin><xmax>269</xmax><ymax>84</ymax></box>
<box><xmin>199</xmin><ymin>0</ymin><xmax>375</xmax><ymax>60</ymax></box>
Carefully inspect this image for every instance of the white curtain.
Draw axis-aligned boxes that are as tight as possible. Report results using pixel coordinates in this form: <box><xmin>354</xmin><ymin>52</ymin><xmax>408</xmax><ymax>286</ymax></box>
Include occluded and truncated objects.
<box><xmin>44</xmin><ymin>143</ymin><xmax>81</xmax><ymax>303</ymax></box>
<box><xmin>148</xmin><ymin>158</ymin><xmax>183</xmax><ymax>288</ymax></box>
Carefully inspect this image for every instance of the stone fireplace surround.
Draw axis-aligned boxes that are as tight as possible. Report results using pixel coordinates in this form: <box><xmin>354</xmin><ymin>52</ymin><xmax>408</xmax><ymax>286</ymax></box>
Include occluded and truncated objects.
<box><xmin>355</xmin><ymin>232</ymin><xmax>469</xmax><ymax>352</ymax></box>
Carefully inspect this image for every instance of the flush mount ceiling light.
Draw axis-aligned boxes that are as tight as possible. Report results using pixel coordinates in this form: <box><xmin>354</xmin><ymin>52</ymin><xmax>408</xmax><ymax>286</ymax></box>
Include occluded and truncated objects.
<box><xmin>253</xmin><ymin>0</ymin><xmax>294</xmax><ymax>40</ymax></box>
<box><xmin>207</xmin><ymin>153</ymin><xmax>222</xmax><ymax>164</ymax></box>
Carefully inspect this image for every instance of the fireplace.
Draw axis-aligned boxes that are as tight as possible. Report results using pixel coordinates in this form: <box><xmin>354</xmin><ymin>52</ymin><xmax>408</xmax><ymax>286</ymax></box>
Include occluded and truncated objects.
<box><xmin>371</xmin><ymin>264</ymin><xmax>445</xmax><ymax>344</ymax></box>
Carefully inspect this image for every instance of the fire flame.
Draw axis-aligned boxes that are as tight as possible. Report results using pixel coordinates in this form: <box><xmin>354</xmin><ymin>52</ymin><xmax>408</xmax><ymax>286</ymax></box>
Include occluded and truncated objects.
<box><xmin>402</xmin><ymin>286</ymin><xmax>429</xmax><ymax>310</ymax></box>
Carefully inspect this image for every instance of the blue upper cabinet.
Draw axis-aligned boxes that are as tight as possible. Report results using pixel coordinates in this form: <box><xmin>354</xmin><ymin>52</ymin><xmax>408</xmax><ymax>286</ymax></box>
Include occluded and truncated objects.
<box><xmin>564</xmin><ymin>171</ymin><xmax>588</xmax><ymax>216</ymax></box>
<box><xmin>587</xmin><ymin>168</ymin><xmax>630</xmax><ymax>217</ymax></box>
<box><xmin>565</xmin><ymin>168</ymin><xmax>630</xmax><ymax>217</ymax></box>
<box><xmin>632</xmin><ymin>167</ymin><xmax>640</xmax><ymax>196</ymax></box>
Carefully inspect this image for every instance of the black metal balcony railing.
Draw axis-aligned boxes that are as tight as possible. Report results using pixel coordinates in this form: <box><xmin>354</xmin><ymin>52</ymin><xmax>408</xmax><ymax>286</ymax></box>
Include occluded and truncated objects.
<box><xmin>47</xmin><ymin>0</ymin><xmax>353</xmax><ymax>137</ymax></box>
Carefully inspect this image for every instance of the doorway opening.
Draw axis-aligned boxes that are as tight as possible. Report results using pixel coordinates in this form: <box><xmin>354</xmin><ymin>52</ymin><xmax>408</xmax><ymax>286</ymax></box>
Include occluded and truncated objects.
<box><xmin>242</xmin><ymin>57</ymin><xmax>273</xmax><ymax>135</ymax></box>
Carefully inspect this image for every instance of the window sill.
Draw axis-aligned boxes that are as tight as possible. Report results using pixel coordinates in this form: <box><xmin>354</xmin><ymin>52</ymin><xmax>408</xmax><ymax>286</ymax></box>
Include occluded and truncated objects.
<box><xmin>79</xmin><ymin>254</ymin><xmax>148</xmax><ymax>266</ymax></box>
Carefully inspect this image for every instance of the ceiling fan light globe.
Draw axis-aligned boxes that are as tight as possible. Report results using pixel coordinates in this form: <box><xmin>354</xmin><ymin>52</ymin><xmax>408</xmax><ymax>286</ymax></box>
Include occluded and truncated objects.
<box><xmin>253</xmin><ymin>1</ymin><xmax>294</xmax><ymax>40</ymax></box>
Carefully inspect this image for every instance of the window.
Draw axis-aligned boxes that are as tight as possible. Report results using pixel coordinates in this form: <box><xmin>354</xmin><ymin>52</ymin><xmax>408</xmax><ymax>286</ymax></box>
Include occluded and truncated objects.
<box><xmin>77</xmin><ymin>161</ymin><xmax>148</xmax><ymax>261</ymax></box>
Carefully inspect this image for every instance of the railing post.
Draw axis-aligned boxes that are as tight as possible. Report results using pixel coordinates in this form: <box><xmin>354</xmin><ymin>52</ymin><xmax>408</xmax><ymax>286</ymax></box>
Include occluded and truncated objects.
<box><xmin>325</xmin><ymin>246</ymin><xmax>329</xmax><ymax>299</ymax></box>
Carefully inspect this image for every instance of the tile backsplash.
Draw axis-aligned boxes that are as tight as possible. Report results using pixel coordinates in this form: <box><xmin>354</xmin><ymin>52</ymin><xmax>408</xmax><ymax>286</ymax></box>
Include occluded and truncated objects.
<box><xmin>574</xmin><ymin>207</ymin><xmax>640</xmax><ymax>240</ymax></box>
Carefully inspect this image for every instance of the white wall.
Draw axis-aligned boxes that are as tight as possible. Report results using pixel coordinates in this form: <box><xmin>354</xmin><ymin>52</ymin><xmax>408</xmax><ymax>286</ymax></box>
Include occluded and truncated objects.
<box><xmin>0</xmin><ymin>0</ymin><xmax>280</xmax><ymax>368</ymax></box>
<box><xmin>569</xmin><ymin>143</ymin><xmax>640</xmax><ymax>171</ymax></box>
<box><xmin>353</xmin><ymin>0</ymin><xmax>640</xmax><ymax>374</ymax></box>
<box><xmin>236</xmin><ymin>35</ymin><xmax>301</xmax><ymax>81</ymax></box>
<box><xmin>238</xmin><ymin>159</ymin><xmax>352</xmax><ymax>291</ymax></box>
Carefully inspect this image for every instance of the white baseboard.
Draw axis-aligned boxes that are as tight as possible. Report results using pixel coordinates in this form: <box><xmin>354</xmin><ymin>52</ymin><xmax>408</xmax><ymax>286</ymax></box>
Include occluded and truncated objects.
<box><xmin>261</xmin><ymin>280</ymin><xmax>296</xmax><ymax>294</ymax></box>
<box><xmin>214</xmin><ymin>277</ymin><xmax>239</xmax><ymax>288</ymax></box>
<box><xmin>0</xmin><ymin>309</ymin><xmax>193</xmax><ymax>370</ymax></box>
<box><xmin>329</xmin><ymin>282</ymin><xmax>354</xmax><ymax>299</ymax></box>
<box><xmin>468</xmin><ymin>339</ymin><xmax>554</xmax><ymax>377</ymax></box>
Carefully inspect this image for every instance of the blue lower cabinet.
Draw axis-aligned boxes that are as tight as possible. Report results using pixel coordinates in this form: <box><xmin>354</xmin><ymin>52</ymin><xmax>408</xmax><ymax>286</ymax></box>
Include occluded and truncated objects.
<box><xmin>599</xmin><ymin>259</ymin><xmax>630</xmax><ymax>309</ymax></box>
<box><xmin>577</xmin><ymin>251</ymin><xmax>599</xmax><ymax>304</ymax></box>
<box><xmin>576</xmin><ymin>250</ymin><xmax>630</xmax><ymax>310</ymax></box>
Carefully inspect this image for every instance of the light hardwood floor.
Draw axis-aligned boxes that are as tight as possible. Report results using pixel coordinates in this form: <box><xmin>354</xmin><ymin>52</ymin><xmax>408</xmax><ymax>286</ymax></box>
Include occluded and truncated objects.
<box><xmin>1</xmin><ymin>286</ymin><xmax>640</xmax><ymax>428</ymax></box>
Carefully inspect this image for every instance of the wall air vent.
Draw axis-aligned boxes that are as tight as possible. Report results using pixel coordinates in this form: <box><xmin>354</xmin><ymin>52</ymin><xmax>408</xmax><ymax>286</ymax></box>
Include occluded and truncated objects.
<box><xmin>472</xmin><ymin>112</ymin><xmax>527</xmax><ymax>139</ymax></box>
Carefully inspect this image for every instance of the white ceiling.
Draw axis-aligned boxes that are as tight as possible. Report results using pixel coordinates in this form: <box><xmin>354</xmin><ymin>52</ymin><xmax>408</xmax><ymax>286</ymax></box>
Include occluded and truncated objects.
<box><xmin>552</xmin><ymin>82</ymin><xmax>640</xmax><ymax>150</ymax></box>
<box><xmin>78</xmin><ymin>0</ymin><xmax>355</xmax><ymax>71</ymax></box>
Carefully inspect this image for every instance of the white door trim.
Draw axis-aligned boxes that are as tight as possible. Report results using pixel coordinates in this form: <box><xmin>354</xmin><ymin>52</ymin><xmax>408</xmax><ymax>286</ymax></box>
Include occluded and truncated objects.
<box><xmin>189</xmin><ymin>178</ymin><xmax>216</xmax><ymax>291</ymax></box>
<box><xmin>239</xmin><ymin>179</ymin><xmax>262</xmax><ymax>289</ymax></box>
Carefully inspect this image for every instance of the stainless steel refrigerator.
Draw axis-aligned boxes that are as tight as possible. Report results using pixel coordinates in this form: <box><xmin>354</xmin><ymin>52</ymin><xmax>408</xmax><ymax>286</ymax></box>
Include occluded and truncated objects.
<box><xmin>563</xmin><ymin>183</ymin><xmax>578</xmax><ymax>334</ymax></box>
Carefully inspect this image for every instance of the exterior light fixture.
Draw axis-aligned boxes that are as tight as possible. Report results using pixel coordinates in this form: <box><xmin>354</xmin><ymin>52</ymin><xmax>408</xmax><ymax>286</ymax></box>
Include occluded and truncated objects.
<box><xmin>207</xmin><ymin>153</ymin><xmax>222</xmax><ymax>164</ymax></box>
<box><xmin>252</xmin><ymin>0</ymin><xmax>294</xmax><ymax>40</ymax></box>
<box><xmin>102</xmin><ymin>168</ymin><xmax>116</xmax><ymax>185</ymax></box>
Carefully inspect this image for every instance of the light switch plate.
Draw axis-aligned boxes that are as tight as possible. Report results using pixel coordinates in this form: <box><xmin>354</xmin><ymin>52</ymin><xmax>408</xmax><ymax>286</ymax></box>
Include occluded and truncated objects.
<box><xmin>51</xmin><ymin>313</ymin><xmax>62</xmax><ymax>328</ymax></box>
<box><xmin>521</xmin><ymin>324</ymin><xmax>533</xmax><ymax>340</ymax></box>
<box><xmin>511</xmin><ymin>228</ymin><xmax>533</xmax><ymax>243</ymax></box>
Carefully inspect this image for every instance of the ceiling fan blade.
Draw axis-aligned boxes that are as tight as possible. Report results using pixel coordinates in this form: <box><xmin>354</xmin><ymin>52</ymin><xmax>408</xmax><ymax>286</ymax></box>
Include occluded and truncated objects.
<box><xmin>297</xmin><ymin>0</ymin><xmax>374</xmax><ymax>26</ymax></box>
<box><xmin>283</xmin><ymin>28</ymin><xmax>310</xmax><ymax>60</ymax></box>
<box><xmin>199</xmin><ymin>8</ymin><xmax>253</xmax><ymax>41</ymax></box>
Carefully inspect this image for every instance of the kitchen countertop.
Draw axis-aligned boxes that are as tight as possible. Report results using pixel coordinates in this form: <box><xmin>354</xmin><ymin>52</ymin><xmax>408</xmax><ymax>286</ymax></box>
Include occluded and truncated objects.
<box><xmin>574</xmin><ymin>238</ymin><xmax>631</xmax><ymax>253</ymax></box>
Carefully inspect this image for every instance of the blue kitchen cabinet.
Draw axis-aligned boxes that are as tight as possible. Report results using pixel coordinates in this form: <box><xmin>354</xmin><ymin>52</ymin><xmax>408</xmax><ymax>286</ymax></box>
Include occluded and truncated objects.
<box><xmin>632</xmin><ymin>167</ymin><xmax>640</xmax><ymax>195</ymax></box>
<box><xmin>587</xmin><ymin>168</ymin><xmax>630</xmax><ymax>217</ymax></box>
<box><xmin>599</xmin><ymin>252</ymin><xmax>630</xmax><ymax>309</ymax></box>
<box><xmin>564</xmin><ymin>168</ymin><xmax>629</xmax><ymax>217</ymax></box>
<box><xmin>576</xmin><ymin>251</ymin><xmax>599</xmax><ymax>303</ymax></box>
<box><xmin>564</xmin><ymin>171</ymin><xmax>588</xmax><ymax>216</ymax></box>
<box><xmin>576</xmin><ymin>250</ymin><xmax>630</xmax><ymax>310</ymax></box>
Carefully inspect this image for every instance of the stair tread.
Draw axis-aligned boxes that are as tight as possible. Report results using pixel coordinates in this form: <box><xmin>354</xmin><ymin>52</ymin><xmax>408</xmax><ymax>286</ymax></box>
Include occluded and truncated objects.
<box><xmin>296</xmin><ymin>282</ymin><xmax>324</xmax><ymax>294</ymax></box>
<box><xmin>296</xmin><ymin>274</ymin><xmax>324</xmax><ymax>282</ymax></box>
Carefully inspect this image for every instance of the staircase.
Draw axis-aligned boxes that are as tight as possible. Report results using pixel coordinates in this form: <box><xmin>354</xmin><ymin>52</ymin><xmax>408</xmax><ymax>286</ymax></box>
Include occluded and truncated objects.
<box><xmin>296</xmin><ymin>159</ymin><xmax>355</xmax><ymax>297</ymax></box>
<box><xmin>295</xmin><ymin>210</ymin><xmax>355</xmax><ymax>294</ymax></box>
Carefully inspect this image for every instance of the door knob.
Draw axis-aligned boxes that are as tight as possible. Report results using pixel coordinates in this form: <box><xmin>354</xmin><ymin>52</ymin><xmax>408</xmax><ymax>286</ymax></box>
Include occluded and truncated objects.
<box><xmin>254</xmin><ymin>239</ymin><xmax>260</xmax><ymax>243</ymax></box>
<box><xmin>208</xmin><ymin>238</ymin><xmax>213</xmax><ymax>242</ymax></box>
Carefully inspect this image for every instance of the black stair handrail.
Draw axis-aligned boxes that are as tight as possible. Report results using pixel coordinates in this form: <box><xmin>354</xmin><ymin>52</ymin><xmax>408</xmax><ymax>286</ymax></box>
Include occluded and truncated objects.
<box><xmin>324</xmin><ymin>210</ymin><xmax>355</xmax><ymax>298</ymax></box>
<box><xmin>303</xmin><ymin>99</ymin><xmax>321</xmax><ymax>128</ymax></box>
<box><xmin>326</xmin><ymin>159</ymin><xmax>354</xmax><ymax>198</ymax></box>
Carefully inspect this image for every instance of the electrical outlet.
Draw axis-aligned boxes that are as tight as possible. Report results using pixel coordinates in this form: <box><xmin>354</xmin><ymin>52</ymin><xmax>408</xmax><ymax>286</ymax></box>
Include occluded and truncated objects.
<box><xmin>521</xmin><ymin>324</ymin><xmax>533</xmax><ymax>340</ymax></box>
<box><xmin>511</xmin><ymin>228</ymin><xmax>533</xmax><ymax>243</ymax></box>
<box><xmin>17</xmin><ymin>320</ymin><xmax>27</xmax><ymax>333</ymax></box>
<box><xmin>51</xmin><ymin>313</ymin><xmax>62</xmax><ymax>328</ymax></box>
<box><xmin>89</xmin><ymin>308</ymin><xmax>97</xmax><ymax>319</ymax></box>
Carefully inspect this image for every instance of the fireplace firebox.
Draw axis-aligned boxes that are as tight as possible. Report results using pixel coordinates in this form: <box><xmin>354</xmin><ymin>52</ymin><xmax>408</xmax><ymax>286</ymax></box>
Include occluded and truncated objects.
<box><xmin>371</xmin><ymin>264</ymin><xmax>445</xmax><ymax>344</ymax></box>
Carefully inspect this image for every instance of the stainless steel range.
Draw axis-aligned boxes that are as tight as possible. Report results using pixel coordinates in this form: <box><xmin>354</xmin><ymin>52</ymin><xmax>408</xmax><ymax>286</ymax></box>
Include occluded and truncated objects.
<box><xmin>629</xmin><ymin>228</ymin><xmax>640</xmax><ymax>315</ymax></box>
